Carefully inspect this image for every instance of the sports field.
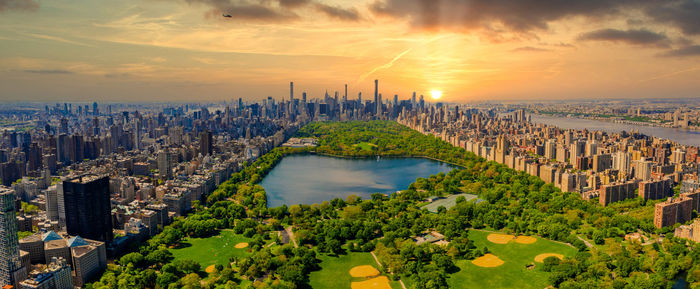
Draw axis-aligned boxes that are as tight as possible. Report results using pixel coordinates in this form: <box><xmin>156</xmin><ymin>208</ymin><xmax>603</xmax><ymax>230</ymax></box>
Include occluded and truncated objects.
<box><xmin>169</xmin><ymin>229</ymin><xmax>253</xmax><ymax>267</ymax></box>
<box><xmin>309</xmin><ymin>252</ymin><xmax>403</xmax><ymax>289</ymax></box>
<box><xmin>448</xmin><ymin>230</ymin><xmax>576</xmax><ymax>289</ymax></box>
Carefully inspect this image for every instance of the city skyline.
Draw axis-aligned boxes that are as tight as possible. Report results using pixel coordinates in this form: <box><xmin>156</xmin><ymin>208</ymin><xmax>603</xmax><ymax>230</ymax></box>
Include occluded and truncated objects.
<box><xmin>1</xmin><ymin>0</ymin><xmax>700</xmax><ymax>102</ymax></box>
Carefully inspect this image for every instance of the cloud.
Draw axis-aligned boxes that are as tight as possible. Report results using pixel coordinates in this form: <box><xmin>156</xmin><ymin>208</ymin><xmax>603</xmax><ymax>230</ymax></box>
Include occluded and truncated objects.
<box><xmin>278</xmin><ymin>0</ymin><xmax>309</xmax><ymax>8</ymax></box>
<box><xmin>511</xmin><ymin>46</ymin><xmax>550</xmax><ymax>52</ymax></box>
<box><xmin>577</xmin><ymin>29</ymin><xmax>670</xmax><ymax>47</ymax></box>
<box><xmin>369</xmin><ymin>0</ymin><xmax>700</xmax><ymax>38</ymax></box>
<box><xmin>23</xmin><ymin>69</ymin><xmax>73</xmax><ymax>74</ymax></box>
<box><xmin>0</xmin><ymin>0</ymin><xmax>38</xmax><ymax>12</ymax></box>
<box><xmin>314</xmin><ymin>3</ymin><xmax>360</xmax><ymax>21</ymax></box>
<box><xmin>371</xmin><ymin>0</ymin><xmax>642</xmax><ymax>33</ymax></box>
<box><xmin>661</xmin><ymin>45</ymin><xmax>700</xmax><ymax>57</ymax></box>
<box><xmin>645</xmin><ymin>0</ymin><xmax>700</xmax><ymax>35</ymax></box>
<box><xmin>104</xmin><ymin>73</ymin><xmax>132</xmax><ymax>78</ymax></box>
<box><xmin>186</xmin><ymin>0</ymin><xmax>298</xmax><ymax>22</ymax></box>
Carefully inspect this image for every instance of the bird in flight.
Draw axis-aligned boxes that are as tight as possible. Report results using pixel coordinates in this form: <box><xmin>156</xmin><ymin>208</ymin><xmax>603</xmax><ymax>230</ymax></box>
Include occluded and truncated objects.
<box><xmin>223</xmin><ymin>14</ymin><xmax>232</xmax><ymax>18</ymax></box>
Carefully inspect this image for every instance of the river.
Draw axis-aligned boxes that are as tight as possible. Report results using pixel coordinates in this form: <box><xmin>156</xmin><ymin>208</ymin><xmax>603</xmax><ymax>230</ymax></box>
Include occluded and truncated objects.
<box><xmin>530</xmin><ymin>114</ymin><xmax>700</xmax><ymax>147</ymax></box>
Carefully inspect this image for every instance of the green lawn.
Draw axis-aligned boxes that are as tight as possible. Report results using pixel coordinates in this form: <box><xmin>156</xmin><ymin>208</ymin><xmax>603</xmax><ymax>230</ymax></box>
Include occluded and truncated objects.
<box><xmin>308</xmin><ymin>251</ymin><xmax>402</xmax><ymax>289</ymax></box>
<box><xmin>170</xmin><ymin>229</ymin><xmax>253</xmax><ymax>267</ymax></box>
<box><xmin>448</xmin><ymin>230</ymin><xmax>577</xmax><ymax>289</ymax></box>
<box><xmin>353</xmin><ymin>142</ymin><xmax>377</xmax><ymax>151</ymax></box>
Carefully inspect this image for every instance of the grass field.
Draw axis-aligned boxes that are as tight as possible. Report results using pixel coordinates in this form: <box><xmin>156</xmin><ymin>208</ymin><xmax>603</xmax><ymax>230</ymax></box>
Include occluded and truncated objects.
<box><xmin>353</xmin><ymin>142</ymin><xmax>377</xmax><ymax>151</ymax></box>
<box><xmin>170</xmin><ymin>229</ymin><xmax>253</xmax><ymax>267</ymax></box>
<box><xmin>447</xmin><ymin>230</ymin><xmax>577</xmax><ymax>289</ymax></box>
<box><xmin>308</xmin><ymin>252</ymin><xmax>402</xmax><ymax>289</ymax></box>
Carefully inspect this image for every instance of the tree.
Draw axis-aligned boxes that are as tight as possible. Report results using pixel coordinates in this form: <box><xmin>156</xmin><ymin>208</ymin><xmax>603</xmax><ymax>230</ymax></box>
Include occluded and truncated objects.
<box><xmin>119</xmin><ymin>252</ymin><xmax>144</xmax><ymax>267</ymax></box>
<box><xmin>145</xmin><ymin>249</ymin><xmax>172</xmax><ymax>266</ymax></box>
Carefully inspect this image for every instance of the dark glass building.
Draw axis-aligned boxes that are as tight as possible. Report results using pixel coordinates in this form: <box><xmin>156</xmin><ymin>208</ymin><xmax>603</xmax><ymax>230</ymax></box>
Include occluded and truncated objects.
<box><xmin>59</xmin><ymin>175</ymin><xmax>113</xmax><ymax>242</ymax></box>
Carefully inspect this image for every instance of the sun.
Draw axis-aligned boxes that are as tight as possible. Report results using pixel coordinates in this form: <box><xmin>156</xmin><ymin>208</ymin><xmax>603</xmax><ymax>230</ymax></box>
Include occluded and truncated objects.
<box><xmin>430</xmin><ymin>90</ymin><xmax>442</xmax><ymax>100</ymax></box>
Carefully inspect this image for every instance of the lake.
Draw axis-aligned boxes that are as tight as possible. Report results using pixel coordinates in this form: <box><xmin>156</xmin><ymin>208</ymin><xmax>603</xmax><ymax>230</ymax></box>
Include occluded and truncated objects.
<box><xmin>260</xmin><ymin>154</ymin><xmax>458</xmax><ymax>207</ymax></box>
<box><xmin>530</xmin><ymin>114</ymin><xmax>700</xmax><ymax>147</ymax></box>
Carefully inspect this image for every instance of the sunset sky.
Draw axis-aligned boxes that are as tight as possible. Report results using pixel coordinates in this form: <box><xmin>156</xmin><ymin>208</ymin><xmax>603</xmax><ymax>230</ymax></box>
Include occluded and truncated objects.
<box><xmin>1</xmin><ymin>0</ymin><xmax>699</xmax><ymax>103</ymax></box>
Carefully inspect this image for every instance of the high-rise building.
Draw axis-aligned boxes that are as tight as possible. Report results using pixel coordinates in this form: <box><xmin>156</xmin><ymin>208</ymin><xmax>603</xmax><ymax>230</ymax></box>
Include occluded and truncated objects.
<box><xmin>638</xmin><ymin>177</ymin><xmax>674</xmax><ymax>200</ymax></box>
<box><xmin>599</xmin><ymin>180</ymin><xmax>638</xmax><ymax>206</ymax></box>
<box><xmin>654</xmin><ymin>196</ymin><xmax>693</xmax><ymax>228</ymax></box>
<box><xmin>199</xmin><ymin>130</ymin><xmax>213</xmax><ymax>156</ymax></box>
<box><xmin>1</xmin><ymin>187</ymin><xmax>27</xmax><ymax>287</ymax></box>
<box><xmin>633</xmin><ymin>158</ymin><xmax>653</xmax><ymax>180</ymax></box>
<box><xmin>157</xmin><ymin>150</ymin><xmax>172</xmax><ymax>180</ymax></box>
<box><xmin>59</xmin><ymin>175</ymin><xmax>113</xmax><ymax>242</ymax></box>
<box><xmin>544</xmin><ymin>140</ymin><xmax>556</xmax><ymax>160</ymax></box>
<box><xmin>374</xmin><ymin>79</ymin><xmax>379</xmax><ymax>115</ymax></box>
<box><xmin>613</xmin><ymin>151</ymin><xmax>632</xmax><ymax>177</ymax></box>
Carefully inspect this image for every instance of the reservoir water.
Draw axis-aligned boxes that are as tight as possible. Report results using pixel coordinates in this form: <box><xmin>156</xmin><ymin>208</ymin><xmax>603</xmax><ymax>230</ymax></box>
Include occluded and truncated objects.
<box><xmin>530</xmin><ymin>114</ymin><xmax>700</xmax><ymax>147</ymax></box>
<box><xmin>261</xmin><ymin>154</ymin><xmax>457</xmax><ymax>207</ymax></box>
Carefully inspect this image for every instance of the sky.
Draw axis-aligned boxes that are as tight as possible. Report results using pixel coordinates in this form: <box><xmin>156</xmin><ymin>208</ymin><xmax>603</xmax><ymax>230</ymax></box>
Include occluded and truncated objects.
<box><xmin>0</xmin><ymin>0</ymin><xmax>699</xmax><ymax>103</ymax></box>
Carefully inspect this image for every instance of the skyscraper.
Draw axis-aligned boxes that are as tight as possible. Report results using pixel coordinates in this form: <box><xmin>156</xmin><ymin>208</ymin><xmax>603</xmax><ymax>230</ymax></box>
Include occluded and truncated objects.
<box><xmin>289</xmin><ymin>81</ymin><xmax>294</xmax><ymax>101</ymax></box>
<box><xmin>374</xmin><ymin>79</ymin><xmax>379</xmax><ymax>114</ymax></box>
<box><xmin>1</xmin><ymin>187</ymin><xmax>27</xmax><ymax>287</ymax></box>
<box><xmin>59</xmin><ymin>175</ymin><xmax>113</xmax><ymax>242</ymax></box>
<box><xmin>157</xmin><ymin>150</ymin><xmax>172</xmax><ymax>179</ymax></box>
<box><xmin>199</xmin><ymin>130</ymin><xmax>213</xmax><ymax>156</ymax></box>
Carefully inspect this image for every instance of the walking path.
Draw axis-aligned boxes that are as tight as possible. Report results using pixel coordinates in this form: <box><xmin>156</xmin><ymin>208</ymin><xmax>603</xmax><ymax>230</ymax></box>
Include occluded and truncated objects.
<box><xmin>285</xmin><ymin>226</ymin><xmax>298</xmax><ymax>248</ymax></box>
<box><xmin>576</xmin><ymin>235</ymin><xmax>594</xmax><ymax>249</ymax></box>
<box><xmin>370</xmin><ymin>251</ymin><xmax>407</xmax><ymax>289</ymax></box>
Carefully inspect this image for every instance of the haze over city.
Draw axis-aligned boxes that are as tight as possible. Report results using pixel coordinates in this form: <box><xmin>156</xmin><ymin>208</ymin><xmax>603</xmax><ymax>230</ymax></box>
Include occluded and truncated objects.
<box><xmin>1</xmin><ymin>0</ymin><xmax>699</xmax><ymax>102</ymax></box>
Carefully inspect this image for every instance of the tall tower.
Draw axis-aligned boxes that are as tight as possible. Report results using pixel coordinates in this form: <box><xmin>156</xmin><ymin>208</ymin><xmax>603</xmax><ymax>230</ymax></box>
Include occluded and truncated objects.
<box><xmin>290</xmin><ymin>82</ymin><xmax>294</xmax><ymax>101</ymax></box>
<box><xmin>1</xmin><ymin>187</ymin><xmax>26</xmax><ymax>287</ymax></box>
<box><xmin>344</xmin><ymin>84</ymin><xmax>348</xmax><ymax>103</ymax></box>
<box><xmin>374</xmin><ymin>79</ymin><xmax>379</xmax><ymax>115</ymax></box>
<box><xmin>199</xmin><ymin>130</ymin><xmax>213</xmax><ymax>156</ymax></box>
<box><xmin>374</xmin><ymin>79</ymin><xmax>378</xmax><ymax>105</ymax></box>
<box><xmin>59</xmin><ymin>175</ymin><xmax>113</xmax><ymax>242</ymax></box>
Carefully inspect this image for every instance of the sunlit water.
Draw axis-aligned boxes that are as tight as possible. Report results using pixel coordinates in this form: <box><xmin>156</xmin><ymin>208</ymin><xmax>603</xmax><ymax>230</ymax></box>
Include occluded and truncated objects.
<box><xmin>261</xmin><ymin>154</ymin><xmax>457</xmax><ymax>207</ymax></box>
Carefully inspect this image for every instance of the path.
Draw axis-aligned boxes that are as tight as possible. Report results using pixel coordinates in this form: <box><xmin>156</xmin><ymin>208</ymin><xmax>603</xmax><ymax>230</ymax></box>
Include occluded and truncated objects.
<box><xmin>371</xmin><ymin>252</ymin><xmax>407</xmax><ymax>289</ymax></box>
<box><xmin>285</xmin><ymin>226</ymin><xmax>298</xmax><ymax>248</ymax></box>
<box><xmin>576</xmin><ymin>235</ymin><xmax>594</xmax><ymax>249</ymax></box>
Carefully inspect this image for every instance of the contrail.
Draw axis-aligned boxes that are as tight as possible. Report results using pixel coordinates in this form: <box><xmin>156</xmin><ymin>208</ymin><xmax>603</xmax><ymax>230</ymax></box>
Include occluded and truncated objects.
<box><xmin>357</xmin><ymin>35</ymin><xmax>448</xmax><ymax>83</ymax></box>
<box><xmin>358</xmin><ymin>48</ymin><xmax>412</xmax><ymax>82</ymax></box>
<box><xmin>637</xmin><ymin>66</ymin><xmax>699</xmax><ymax>83</ymax></box>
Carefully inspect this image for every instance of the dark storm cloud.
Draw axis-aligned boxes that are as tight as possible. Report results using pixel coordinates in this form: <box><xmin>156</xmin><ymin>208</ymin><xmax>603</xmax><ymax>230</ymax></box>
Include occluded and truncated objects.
<box><xmin>0</xmin><ymin>0</ymin><xmax>39</xmax><ymax>12</ymax></box>
<box><xmin>645</xmin><ymin>0</ymin><xmax>700</xmax><ymax>35</ymax></box>
<box><xmin>370</xmin><ymin>0</ymin><xmax>700</xmax><ymax>37</ymax></box>
<box><xmin>661</xmin><ymin>45</ymin><xmax>700</xmax><ymax>57</ymax></box>
<box><xmin>314</xmin><ymin>3</ymin><xmax>360</xmax><ymax>21</ymax></box>
<box><xmin>187</xmin><ymin>0</ymin><xmax>299</xmax><ymax>22</ymax></box>
<box><xmin>578</xmin><ymin>29</ymin><xmax>670</xmax><ymax>47</ymax></box>
<box><xmin>23</xmin><ymin>69</ymin><xmax>73</xmax><ymax>74</ymax></box>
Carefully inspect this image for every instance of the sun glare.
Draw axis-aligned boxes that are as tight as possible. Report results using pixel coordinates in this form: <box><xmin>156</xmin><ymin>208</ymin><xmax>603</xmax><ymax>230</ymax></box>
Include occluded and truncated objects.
<box><xmin>431</xmin><ymin>90</ymin><xmax>442</xmax><ymax>100</ymax></box>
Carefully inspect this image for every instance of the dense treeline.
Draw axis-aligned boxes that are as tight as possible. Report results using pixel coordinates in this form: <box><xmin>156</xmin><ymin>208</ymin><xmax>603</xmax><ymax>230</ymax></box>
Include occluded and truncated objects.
<box><xmin>88</xmin><ymin>121</ymin><xmax>699</xmax><ymax>289</ymax></box>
